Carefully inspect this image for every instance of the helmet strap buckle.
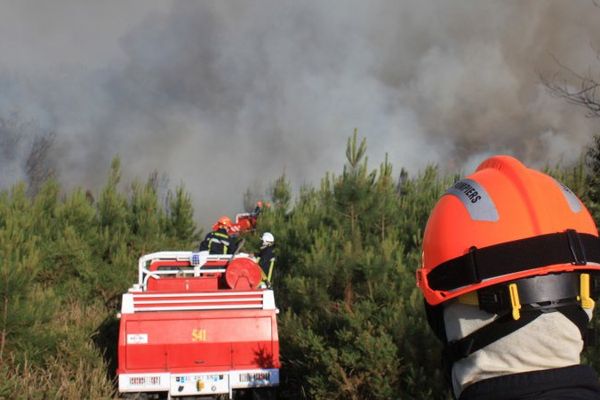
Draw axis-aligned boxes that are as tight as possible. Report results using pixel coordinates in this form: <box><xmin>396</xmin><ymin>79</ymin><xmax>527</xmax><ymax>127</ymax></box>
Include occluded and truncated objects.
<box><xmin>473</xmin><ymin>282</ymin><xmax>523</xmax><ymax>320</ymax></box>
<box><xmin>466</xmin><ymin>246</ymin><xmax>481</xmax><ymax>284</ymax></box>
<box><xmin>508</xmin><ymin>283</ymin><xmax>521</xmax><ymax>320</ymax></box>
<box><xmin>567</xmin><ymin>229</ymin><xmax>587</xmax><ymax>265</ymax></box>
<box><xmin>580</xmin><ymin>273</ymin><xmax>595</xmax><ymax>309</ymax></box>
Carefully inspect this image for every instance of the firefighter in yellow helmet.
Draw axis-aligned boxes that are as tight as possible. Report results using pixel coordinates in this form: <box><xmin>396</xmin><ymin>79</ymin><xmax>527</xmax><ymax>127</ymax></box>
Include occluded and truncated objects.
<box><xmin>417</xmin><ymin>155</ymin><xmax>600</xmax><ymax>399</ymax></box>
<box><xmin>198</xmin><ymin>216</ymin><xmax>237</xmax><ymax>255</ymax></box>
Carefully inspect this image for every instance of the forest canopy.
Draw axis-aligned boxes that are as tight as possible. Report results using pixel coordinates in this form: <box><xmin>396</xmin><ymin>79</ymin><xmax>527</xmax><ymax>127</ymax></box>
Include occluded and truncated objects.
<box><xmin>1</xmin><ymin>132</ymin><xmax>599</xmax><ymax>399</ymax></box>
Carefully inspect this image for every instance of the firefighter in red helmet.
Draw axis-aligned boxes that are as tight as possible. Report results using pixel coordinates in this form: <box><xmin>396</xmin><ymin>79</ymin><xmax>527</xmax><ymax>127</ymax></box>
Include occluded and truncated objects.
<box><xmin>199</xmin><ymin>216</ymin><xmax>238</xmax><ymax>255</ymax></box>
<box><xmin>417</xmin><ymin>155</ymin><xmax>600</xmax><ymax>399</ymax></box>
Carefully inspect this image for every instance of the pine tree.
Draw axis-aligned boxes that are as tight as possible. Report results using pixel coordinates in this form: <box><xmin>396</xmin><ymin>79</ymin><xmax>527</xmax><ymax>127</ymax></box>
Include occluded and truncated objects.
<box><xmin>585</xmin><ymin>135</ymin><xmax>600</xmax><ymax>220</ymax></box>
<box><xmin>273</xmin><ymin>132</ymin><xmax>453</xmax><ymax>399</ymax></box>
<box><xmin>0</xmin><ymin>184</ymin><xmax>58</xmax><ymax>366</ymax></box>
<box><xmin>164</xmin><ymin>185</ymin><xmax>199</xmax><ymax>245</ymax></box>
<box><xmin>270</xmin><ymin>173</ymin><xmax>292</xmax><ymax>212</ymax></box>
<box><xmin>96</xmin><ymin>156</ymin><xmax>130</xmax><ymax>261</ymax></box>
<box><xmin>128</xmin><ymin>178</ymin><xmax>162</xmax><ymax>253</ymax></box>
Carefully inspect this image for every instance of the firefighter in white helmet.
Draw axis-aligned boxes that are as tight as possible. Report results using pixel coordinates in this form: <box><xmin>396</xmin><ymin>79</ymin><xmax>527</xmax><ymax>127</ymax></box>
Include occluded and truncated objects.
<box><xmin>256</xmin><ymin>232</ymin><xmax>276</xmax><ymax>288</ymax></box>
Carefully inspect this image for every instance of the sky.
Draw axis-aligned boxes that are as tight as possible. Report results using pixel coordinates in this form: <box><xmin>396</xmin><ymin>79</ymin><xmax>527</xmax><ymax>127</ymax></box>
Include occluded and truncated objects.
<box><xmin>1</xmin><ymin>0</ymin><xmax>599</xmax><ymax>228</ymax></box>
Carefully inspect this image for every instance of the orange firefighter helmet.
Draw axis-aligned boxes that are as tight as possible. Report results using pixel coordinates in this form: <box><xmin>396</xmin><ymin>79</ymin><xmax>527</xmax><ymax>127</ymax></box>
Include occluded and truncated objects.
<box><xmin>417</xmin><ymin>155</ymin><xmax>600</xmax><ymax>306</ymax></box>
<box><xmin>216</xmin><ymin>216</ymin><xmax>233</xmax><ymax>229</ymax></box>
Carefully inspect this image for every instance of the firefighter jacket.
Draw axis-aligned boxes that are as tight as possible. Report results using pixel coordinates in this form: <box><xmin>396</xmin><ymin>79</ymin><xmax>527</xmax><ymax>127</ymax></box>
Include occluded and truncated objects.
<box><xmin>459</xmin><ymin>365</ymin><xmax>600</xmax><ymax>400</ymax></box>
<box><xmin>444</xmin><ymin>301</ymin><xmax>599</xmax><ymax>400</ymax></box>
<box><xmin>198</xmin><ymin>228</ymin><xmax>236</xmax><ymax>255</ymax></box>
<box><xmin>257</xmin><ymin>244</ymin><xmax>275</xmax><ymax>282</ymax></box>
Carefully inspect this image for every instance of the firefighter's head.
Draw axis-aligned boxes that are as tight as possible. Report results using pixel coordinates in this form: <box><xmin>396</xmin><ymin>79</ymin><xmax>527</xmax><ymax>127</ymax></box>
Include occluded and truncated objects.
<box><xmin>261</xmin><ymin>232</ymin><xmax>274</xmax><ymax>246</ymax></box>
<box><xmin>416</xmin><ymin>155</ymin><xmax>600</xmax><ymax>400</ymax></box>
<box><xmin>416</xmin><ymin>155</ymin><xmax>600</xmax><ymax>353</ymax></box>
<box><xmin>215</xmin><ymin>216</ymin><xmax>233</xmax><ymax>230</ymax></box>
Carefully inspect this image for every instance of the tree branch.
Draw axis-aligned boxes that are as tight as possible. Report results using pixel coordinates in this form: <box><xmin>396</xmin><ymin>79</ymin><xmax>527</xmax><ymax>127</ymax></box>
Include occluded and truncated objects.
<box><xmin>541</xmin><ymin>59</ymin><xmax>600</xmax><ymax>118</ymax></box>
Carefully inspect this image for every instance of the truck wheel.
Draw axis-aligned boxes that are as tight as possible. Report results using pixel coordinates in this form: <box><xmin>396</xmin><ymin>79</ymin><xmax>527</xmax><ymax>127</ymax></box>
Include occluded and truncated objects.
<box><xmin>232</xmin><ymin>389</ymin><xmax>251</xmax><ymax>400</ymax></box>
<box><xmin>121</xmin><ymin>393</ymin><xmax>161</xmax><ymax>400</ymax></box>
<box><xmin>251</xmin><ymin>388</ymin><xmax>277</xmax><ymax>400</ymax></box>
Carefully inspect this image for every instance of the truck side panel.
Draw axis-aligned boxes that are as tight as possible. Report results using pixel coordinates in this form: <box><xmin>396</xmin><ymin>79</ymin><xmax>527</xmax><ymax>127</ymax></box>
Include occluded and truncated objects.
<box><xmin>119</xmin><ymin>310</ymin><xmax>279</xmax><ymax>374</ymax></box>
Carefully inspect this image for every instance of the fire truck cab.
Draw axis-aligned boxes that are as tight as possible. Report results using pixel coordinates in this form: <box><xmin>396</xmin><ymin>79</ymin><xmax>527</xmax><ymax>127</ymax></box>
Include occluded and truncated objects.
<box><xmin>117</xmin><ymin>251</ymin><xmax>279</xmax><ymax>399</ymax></box>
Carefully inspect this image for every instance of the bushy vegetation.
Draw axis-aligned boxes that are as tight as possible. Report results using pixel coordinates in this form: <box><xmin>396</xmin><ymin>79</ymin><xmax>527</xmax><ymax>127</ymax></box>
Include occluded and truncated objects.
<box><xmin>1</xmin><ymin>133</ymin><xmax>599</xmax><ymax>399</ymax></box>
<box><xmin>0</xmin><ymin>158</ymin><xmax>200</xmax><ymax>399</ymax></box>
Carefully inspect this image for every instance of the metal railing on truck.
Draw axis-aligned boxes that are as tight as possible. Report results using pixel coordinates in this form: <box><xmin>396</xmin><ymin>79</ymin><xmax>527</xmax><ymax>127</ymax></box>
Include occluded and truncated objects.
<box><xmin>120</xmin><ymin>251</ymin><xmax>277</xmax><ymax>315</ymax></box>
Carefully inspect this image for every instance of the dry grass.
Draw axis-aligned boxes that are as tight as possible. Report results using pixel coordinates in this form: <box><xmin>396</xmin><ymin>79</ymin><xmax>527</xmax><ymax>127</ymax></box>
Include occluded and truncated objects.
<box><xmin>1</xmin><ymin>353</ymin><xmax>116</xmax><ymax>399</ymax></box>
<box><xmin>1</xmin><ymin>300</ymin><xmax>118</xmax><ymax>399</ymax></box>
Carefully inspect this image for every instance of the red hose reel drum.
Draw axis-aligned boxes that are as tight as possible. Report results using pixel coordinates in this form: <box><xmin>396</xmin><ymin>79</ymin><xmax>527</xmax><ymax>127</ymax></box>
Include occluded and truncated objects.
<box><xmin>225</xmin><ymin>257</ymin><xmax>263</xmax><ymax>289</ymax></box>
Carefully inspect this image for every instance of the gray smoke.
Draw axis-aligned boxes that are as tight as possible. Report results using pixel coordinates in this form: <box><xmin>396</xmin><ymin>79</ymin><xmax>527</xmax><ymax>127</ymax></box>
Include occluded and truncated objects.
<box><xmin>1</xmin><ymin>0</ymin><xmax>599</xmax><ymax>228</ymax></box>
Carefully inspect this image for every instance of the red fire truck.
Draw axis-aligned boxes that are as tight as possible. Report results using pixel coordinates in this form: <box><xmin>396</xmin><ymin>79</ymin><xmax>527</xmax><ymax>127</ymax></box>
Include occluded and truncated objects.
<box><xmin>116</xmin><ymin>251</ymin><xmax>279</xmax><ymax>399</ymax></box>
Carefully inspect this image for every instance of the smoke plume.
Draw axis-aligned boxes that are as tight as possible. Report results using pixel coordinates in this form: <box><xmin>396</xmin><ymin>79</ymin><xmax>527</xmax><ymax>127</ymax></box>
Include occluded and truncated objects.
<box><xmin>1</xmin><ymin>1</ymin><xmax>599</xmax><ymax>227</ymax></box>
